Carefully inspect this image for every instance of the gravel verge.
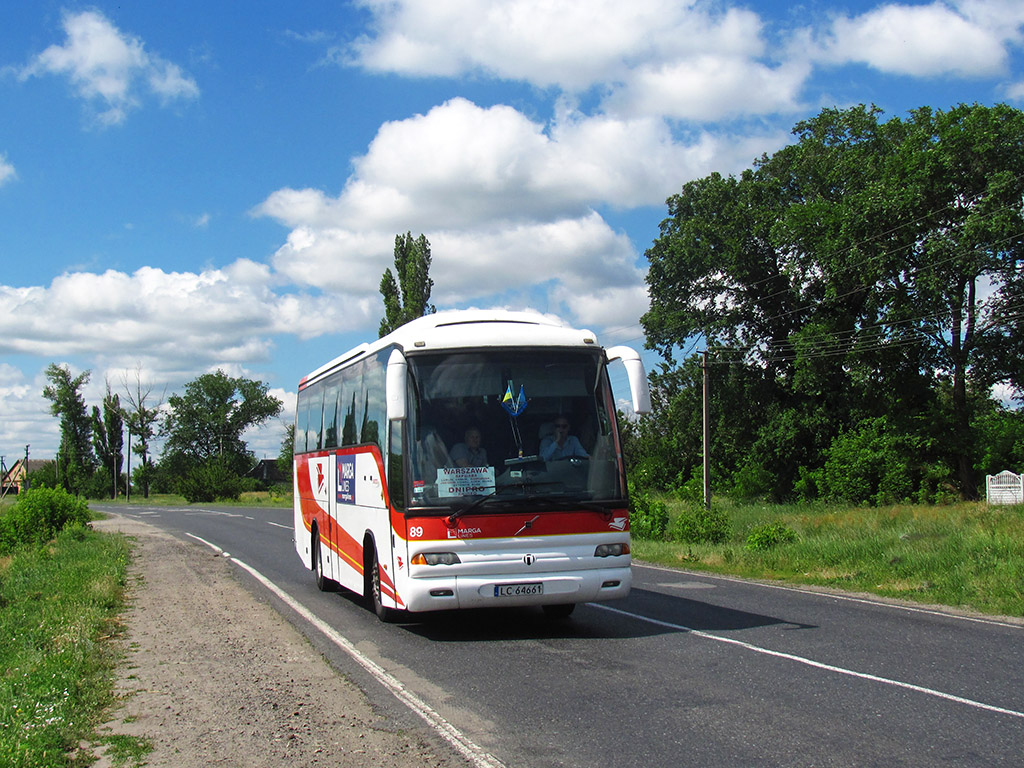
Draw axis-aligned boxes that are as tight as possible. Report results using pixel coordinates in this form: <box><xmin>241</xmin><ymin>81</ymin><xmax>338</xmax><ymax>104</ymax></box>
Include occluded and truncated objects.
<box><xmin>90</xmin><ymin>514</ymin><xmax>465</xmax><ymax>768</ymax></box>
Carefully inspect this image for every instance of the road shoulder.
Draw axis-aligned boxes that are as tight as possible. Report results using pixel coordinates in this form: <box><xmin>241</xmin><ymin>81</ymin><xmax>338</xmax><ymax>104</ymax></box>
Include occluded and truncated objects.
<box><xmin>90</xmin><ymin>513</ymin><xmax>461</xmax><ymax>767</ymax></box>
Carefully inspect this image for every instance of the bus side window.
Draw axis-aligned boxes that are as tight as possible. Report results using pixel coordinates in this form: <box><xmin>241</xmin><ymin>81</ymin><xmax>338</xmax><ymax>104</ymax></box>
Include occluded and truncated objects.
<box><xmin>323</xmin><ymin>380</ymin><xmax>340</xmax><ymax>449</ymax></box>
<box><xmin>388</xmin><ymin>420</ymin><xmax>405</xmax><ymax>510</ymax></box>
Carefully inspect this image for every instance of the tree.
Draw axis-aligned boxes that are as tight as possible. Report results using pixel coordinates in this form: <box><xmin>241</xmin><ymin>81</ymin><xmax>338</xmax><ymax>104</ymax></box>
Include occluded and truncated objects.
<box><xmin>92</xmin><ymin>382</ymin><xmax>124</xmax><ymax>499</ymax></box>
<box><xmin>277</xmin><ymin>422</ymin><xmax>295</xmax><ymax>481</ymax></box>
<box><xmin>379</xmin><ymin>232</ymin><xmax>435</xmax><ymax>337</ymax></box>
<box><xmin>42</xmin><ymin>363</ymin><xmax>95</xmax><ymax>495</ymax></box>
<box><xmin>643</xmin><ymin>103</ymin><xmax>1024</xmax><ymax>501</ymax></box>
<box><xmin>161</xmin><ymin>370</ymin><xmax>283</xmax><ymax>498</ymax></box>
<box><xmin>121</xmin><ymin>366</ymin><xmax>164</xmax><ymax>499</ymax></box>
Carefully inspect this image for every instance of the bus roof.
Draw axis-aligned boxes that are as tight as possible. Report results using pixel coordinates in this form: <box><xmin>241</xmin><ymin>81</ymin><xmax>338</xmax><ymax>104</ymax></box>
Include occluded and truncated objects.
<box><xmin>299</xmin><ymin>310</ymin><xmax>600</xmax><ymax>389</ymax></box>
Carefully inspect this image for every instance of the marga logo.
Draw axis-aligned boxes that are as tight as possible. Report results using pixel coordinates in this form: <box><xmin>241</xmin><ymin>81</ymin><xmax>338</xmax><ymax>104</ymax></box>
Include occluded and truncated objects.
<box><xmin>447</xmin><ymin>527</ymin><xmax>482</xmax><ymax>539</ymax></box>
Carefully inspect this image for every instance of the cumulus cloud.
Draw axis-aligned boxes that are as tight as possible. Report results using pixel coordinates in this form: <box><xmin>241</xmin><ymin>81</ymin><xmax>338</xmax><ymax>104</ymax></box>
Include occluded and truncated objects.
<box><xmin>18</xmin><ymin>9</ymin><xmax>199</xmax><ymax>125</ymax></box>
<box><xmin>0</xmin><ymin>262</ymin><xmax>367</xmax><ymax>376</ymax></box>
<box><xmin>0</xmin><ymin>153</ymin><xmax>15</xmax><ymax>187</ymax></box>
<box><xmin>254</xmin><ymin>95</ymin><xmax>791</xmax><ymax>331</ymax></box>
<box><xmin>349</xmin><ymin>0</ymin><xmax>762</xmax><ymax>88</ymax></box>
<box><xmin>345</xmin><ymin>0</ymin><xmax>813</xmax><ymax>124</ymax></box>
<box><xmin>815</xmin><ymin>1</ymin><xmax>1020</xmax><ymax>77</ymax></box>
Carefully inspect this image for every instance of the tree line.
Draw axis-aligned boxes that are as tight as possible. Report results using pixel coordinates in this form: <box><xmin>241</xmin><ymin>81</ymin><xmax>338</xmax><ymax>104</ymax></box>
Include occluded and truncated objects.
<box><xmin>631</xmin><ymin>102</ymin><xmax>1024</xmax><ymax>505</ymax></box>
<box><xmin>32</xmin><ymin>104</ymin><xmax>1023</xmax><ymax>508</ymax></box>
<box><xmin>36</xmin><ymin>365</ymin><xmax>283</xmax><ymax>503</ymax></box>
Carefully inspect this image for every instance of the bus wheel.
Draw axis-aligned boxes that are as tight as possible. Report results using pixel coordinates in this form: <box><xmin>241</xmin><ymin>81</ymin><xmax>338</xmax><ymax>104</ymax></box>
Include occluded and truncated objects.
<box><xmin>542</xmin><ymin>603</ymin><xmax>575</xmax><ymax>619</ymax></box>
<box><xmin>368</xmin><ymin>546</ymin><xmax>399</xmax><ymax>623</ymax></box>
<box><xmin>312</xmin><ymin>530</ymin><xmax>336</xmax><ymax>592</ymax></box>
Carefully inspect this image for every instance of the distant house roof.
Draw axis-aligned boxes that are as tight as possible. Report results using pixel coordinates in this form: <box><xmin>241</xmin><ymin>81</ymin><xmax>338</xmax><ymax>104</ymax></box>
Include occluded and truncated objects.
<box><xmin>1</xmin><ymin>459</ymin><xmax>49</xmax><ymax>494</ymax></box>
<box><xmin>246</xmin><ymin>458</ymin><xmax>287</xmax><ymax>484</ymax></box>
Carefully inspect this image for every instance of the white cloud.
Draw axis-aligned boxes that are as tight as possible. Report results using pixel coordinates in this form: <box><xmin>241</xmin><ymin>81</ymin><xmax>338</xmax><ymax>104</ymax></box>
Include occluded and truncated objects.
<box><xmin>18</xmin><ymin>9</ymin><xmax>199</xmax><ymax>125</ymax></box>
<box><xmin>345</xmin><ymin>0</ymin><xmax>814</xmax><ymax>124</ymax></box>
<box><xmin>0</xmin><ymin>263</ymin><xmax>361</xmax><ymax>374</ymax></box>
<box><xmin>348</xmin><ymin>0</ymin><xmax>765</xmax><ymax>90</ymax></box>
<box><xmin>255</xmin><ymin>96</ymin><xmax>792</xmax><ymax>333</ymax></box>
<box><xmin>1006</xmin><ymin>80</ymin><xmax>1024</xmax><ymax>102</ymax></box>
<box><xmin>0</xmin><ymin>153</ymin><xmax>16</xmax><ymax>187</ymax></box>
<box><xmin>605</xmin><ymin>56</ymin><xmax>810</xmax><ymax>121</ymax></box>
<box><xmin>817</xmin><ymin>2</ymin><xmax>1015</xmax><ymax>78</ymax></box>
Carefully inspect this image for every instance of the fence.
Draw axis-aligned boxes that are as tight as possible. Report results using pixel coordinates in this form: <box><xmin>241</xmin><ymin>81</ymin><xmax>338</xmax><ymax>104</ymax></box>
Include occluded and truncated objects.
<box><xmin>986</xmin><ymin>470</ymin><xmax>1024</xmax><ymax>505</ymax></box>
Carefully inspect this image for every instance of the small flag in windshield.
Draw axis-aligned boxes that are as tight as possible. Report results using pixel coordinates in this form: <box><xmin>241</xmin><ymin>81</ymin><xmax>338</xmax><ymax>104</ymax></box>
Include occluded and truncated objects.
<box><xmin>501</xmin><ymin>382</ymin><xmax>527</xmax><ymax>416</ymax></box>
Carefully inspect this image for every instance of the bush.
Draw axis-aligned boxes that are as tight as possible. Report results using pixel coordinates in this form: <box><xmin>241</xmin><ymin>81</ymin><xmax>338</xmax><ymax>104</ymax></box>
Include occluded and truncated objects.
<box><xmin>177</xmin><ymin>457</ymin><xmax>243</xmax><ymax>503</ymax></box>
<box><xmin>0</xmin><ymin>487</ymin><xmax>91</xmax><ymax>553</ymax></box>
<box><xmin>745</xmin><ymin>522</ymin><xmax>798</xmax><ymax>551</ymax></box>
<box><xmin>628</xmin><ymin>481</ymin><xmax>669</xmax><ymax>540</ymax></box>
<box><xmin>669</xmin><ymin>504</ymin><xmax>732</xmax><ymax>544</ymax></box>
<box><xmin>821</xmin><ymin>416</ymin><xmax>927</xmax><ymax>506</ymax></box>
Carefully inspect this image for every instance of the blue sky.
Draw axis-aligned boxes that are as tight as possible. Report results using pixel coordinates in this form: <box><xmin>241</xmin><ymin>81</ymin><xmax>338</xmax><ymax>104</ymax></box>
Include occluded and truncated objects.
<box><xmin>2</xmin><ymin>0</ymin><xmax>1023</xmax><ymax>462</ymax></box>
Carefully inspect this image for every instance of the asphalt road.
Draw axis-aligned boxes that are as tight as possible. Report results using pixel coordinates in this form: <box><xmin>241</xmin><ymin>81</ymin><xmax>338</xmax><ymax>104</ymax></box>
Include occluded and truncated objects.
<box><xmin>92</xmin><ymin>502</ymin><xmax>1024</xmax><ymax>767</ymax></box>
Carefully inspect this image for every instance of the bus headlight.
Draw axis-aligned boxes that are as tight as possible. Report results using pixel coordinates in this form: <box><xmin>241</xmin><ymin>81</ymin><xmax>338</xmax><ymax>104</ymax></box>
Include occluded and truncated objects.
<box><xmin>411</xmin><ymin>552</ymin><xmax>461</xmax><ymax>566</ymax></box>
<box><xmin>594</xmin><ymin>543</ymin><xmax>629</xmax><ymax>557</ymax></box>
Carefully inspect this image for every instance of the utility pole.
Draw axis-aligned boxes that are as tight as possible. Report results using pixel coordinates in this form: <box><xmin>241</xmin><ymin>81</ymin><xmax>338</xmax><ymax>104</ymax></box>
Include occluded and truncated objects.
<box><xmin>125</xmin><ymin>426</ymin><xmax>131</xmax><ymax>503</ymax></box>
<box><xmin>702</xmin><ymin>350</ymin><xmax>711</xmax><ymax>511</ymax></box>
<box><xmin>24</xmin><ymin>445</ymin><xmax>30</xmax><ymax>492</ymax></box>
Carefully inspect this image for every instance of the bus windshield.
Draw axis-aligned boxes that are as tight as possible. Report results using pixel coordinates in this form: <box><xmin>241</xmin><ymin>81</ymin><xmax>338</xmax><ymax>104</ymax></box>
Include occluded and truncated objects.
<box><xmin>405</xmin><ymin>349</ymin><xmax>623</xmax><ymax>510</ymax></box>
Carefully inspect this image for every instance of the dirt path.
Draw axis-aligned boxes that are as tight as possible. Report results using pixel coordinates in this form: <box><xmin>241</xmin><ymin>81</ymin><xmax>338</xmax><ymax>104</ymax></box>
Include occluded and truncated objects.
<box><xmin>91</xmin><ymin>514</ymin><xmax>466</xmax><ymax>768</ymax></box>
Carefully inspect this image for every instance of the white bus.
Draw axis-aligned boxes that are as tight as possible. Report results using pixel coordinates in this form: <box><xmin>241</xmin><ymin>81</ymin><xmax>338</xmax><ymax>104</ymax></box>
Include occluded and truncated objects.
<box><xmin>293</xmin><ymin>309</ymin><xmax>650</xmax><ymax>621</ymax></box>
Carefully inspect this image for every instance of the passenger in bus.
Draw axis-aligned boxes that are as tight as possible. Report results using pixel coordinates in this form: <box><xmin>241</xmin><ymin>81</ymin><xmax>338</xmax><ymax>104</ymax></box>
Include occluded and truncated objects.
<box><xmin>450</xmin><ymin>426</ymin><xmax>488</xmax><ymax>468</ymax></box>
<box><xmin>416</xmin><ymin>427</ymin><xmax>452</xmax><ymax>483</ymax></box>
<box><xmin>539</xmin><ymin>417</ymin><xmax>589</xmax><ymax>461</ymax></box>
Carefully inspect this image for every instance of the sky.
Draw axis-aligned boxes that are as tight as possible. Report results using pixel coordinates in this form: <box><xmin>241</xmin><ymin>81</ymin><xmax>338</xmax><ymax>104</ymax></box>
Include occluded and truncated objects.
<box><xmin>2</xmin><ymin>0</ymin><xmax>1023</xmax><ymax>465</ymax></box>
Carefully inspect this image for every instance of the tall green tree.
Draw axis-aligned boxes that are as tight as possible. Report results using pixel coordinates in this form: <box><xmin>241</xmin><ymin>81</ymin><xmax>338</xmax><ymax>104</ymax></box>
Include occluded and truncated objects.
<box><xmin>120</xmin><ymin>366</ymin><xmax>163</xmax><ymax>499</ymax></box>
<box><xmin>643</xmin><ymin>103</ymin><xmax>1024</xmax><ymax>501</ymax></box>
<box><xmin>379</xmin><ymin>232</ymin><xmax>435</xmax><ymax>337</ymax></box>
<box><xmin>42</xmin><ymin>363</ymin><xmax>95</xmax><ymax>495</ymax></box>
<box><xmin>91</xmin><ymin>383</ymin><xmax>124</xmax><ymax>499</ymax></box>
<box><xmin>161</xmin><ymin>370</ymin><xmax>283</xmax><ymax>485</ymax></box>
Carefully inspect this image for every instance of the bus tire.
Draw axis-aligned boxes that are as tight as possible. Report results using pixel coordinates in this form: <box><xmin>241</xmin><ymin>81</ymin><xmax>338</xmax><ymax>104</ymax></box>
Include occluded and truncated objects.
<box><xmin>312</xmin><ymin>527</ymin><xmax>336</xmax><ymax>592</ymax></box>
<box><xmin>367</xmin><ymin>544</ymin><xmax>400</xmax><ymax>623</ymax></box>
<box><xmin>542</xmin><ymin>603</ymin><xmax>575</xmax><ymax>619</ymax></box>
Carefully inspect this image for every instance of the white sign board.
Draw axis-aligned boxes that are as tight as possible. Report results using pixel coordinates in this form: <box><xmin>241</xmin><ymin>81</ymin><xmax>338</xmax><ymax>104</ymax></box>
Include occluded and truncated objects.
<box><xmin>438</xmin><ymin>466</ymin><xmax>495</xmax><ymax>498</ymax></box>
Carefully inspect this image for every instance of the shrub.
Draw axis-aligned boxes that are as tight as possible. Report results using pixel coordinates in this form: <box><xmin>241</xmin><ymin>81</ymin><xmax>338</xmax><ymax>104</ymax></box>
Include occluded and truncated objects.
<box><xmin>821</xmin><ymin>417</ymin><xmax>927</xmax><ymax>506</ymax></box>
<box><xmin>745</xmin><ymin>522</ymin><xmax>798</xmax><ymax>551</ymax></box>
<box><xmin>669</xmin><ymin>504</ymin><xmax>732</xmax><ymax>544</ymax></box>
<box><xmin>0</xmin><ymin>487</ymin><xmax>91</xmax><ymax>553</ymax></box>
<box><xmin>178</xmin><ymin>457</ymin><xmax>243</xmax><ymax>503</ymax></box>
<box><xmin>628</xmin><ymin>481</ymin><xmax>669</xmax><ymax>540</ymax></box>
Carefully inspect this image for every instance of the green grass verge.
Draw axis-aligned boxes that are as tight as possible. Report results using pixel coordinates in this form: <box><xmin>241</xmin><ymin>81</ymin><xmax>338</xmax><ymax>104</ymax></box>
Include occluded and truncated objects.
<box><xmin>633</xmin><ymin>498</ymin><xmax>1024</xmax><ymax>618</ymax></box>
<box><xmin>0</xmin><ymin>526</ymin><xmax>142</xmax><ymax>767</ymax></box>
<box><xmin>98</xmin><ymin>490</ymin><xmax>293</xmax><ymax>508</ymax></box>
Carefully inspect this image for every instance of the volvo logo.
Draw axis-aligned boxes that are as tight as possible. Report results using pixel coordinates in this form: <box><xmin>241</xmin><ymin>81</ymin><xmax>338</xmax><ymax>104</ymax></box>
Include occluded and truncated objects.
<box><xmin>523</xmin><ymin>554</ymin><xmax>536</xmax><ymax>566</ymax></box>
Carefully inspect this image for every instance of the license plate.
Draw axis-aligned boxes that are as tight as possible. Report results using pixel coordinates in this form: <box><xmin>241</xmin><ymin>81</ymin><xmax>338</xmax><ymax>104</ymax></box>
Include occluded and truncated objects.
<box><xmin>494</xmin><ymin>582</ymin><xmax>543</xmax><ymax>597</ymax></box>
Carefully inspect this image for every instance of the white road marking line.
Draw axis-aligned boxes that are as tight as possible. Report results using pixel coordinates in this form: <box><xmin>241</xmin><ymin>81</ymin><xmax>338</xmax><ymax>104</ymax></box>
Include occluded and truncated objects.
<box><xmin>184</xmin><ymin>533</ymin><xmax>505</xmax><ymax>768</ymax></box>
<box><xmin>266</xmin><ymin>521</ymin><xmax>291</xmax><ymax>530</ymax></box>
<box><xmin>592</xmin><ymin>603</ymin><xmax>1024</xmax><ymax>720</ymax></box>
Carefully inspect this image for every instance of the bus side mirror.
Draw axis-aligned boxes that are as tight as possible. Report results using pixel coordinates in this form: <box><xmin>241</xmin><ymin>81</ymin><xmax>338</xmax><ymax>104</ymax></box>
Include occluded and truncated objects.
<box><xmin>386</xmin><ymin>349</ymin><xmax>408</xmax><ymax>421</ymax></box>
<box><xmin>605</xmin><ymin>346</ymin><xmax>651</xmax><ymax>414</ymax></box>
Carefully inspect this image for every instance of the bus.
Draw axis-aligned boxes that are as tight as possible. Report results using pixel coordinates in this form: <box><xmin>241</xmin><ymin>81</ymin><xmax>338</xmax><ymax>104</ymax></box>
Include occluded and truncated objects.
<box><xmin>292</xmin><ymin>309</ymin><xmax>651</xmax><ymax>621</ymax></box>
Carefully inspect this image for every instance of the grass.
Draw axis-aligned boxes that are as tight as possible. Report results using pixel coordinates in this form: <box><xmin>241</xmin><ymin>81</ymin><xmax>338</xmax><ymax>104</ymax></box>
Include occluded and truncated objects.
<box><xmin>0</xmin><ymin>525</ymin><xmax>140</xmax><ymax>767</ymax></box>
<box><xmin>98</xmin><ymin>489</ymin><xmax>293</xmax><ymax>508</ymax></box>
<box><xmin>633</xmin><ymin>498</ymin><xmax>1024</xmax><ymax>618</ymax></box>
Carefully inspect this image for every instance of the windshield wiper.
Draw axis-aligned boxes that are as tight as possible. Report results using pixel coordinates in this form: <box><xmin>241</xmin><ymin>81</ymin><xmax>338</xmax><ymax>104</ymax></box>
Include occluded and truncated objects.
<box><xmin>447</xmin><ymin>491</ymin><xmax>500</xmax><ymax>524</ymax></box>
